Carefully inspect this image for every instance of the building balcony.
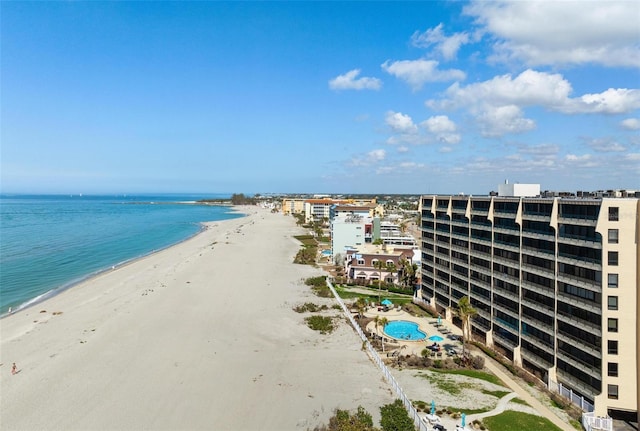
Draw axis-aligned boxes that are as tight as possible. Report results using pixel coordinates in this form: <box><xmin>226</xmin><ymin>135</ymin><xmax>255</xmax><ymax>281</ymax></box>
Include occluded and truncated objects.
<box><xmin>493</xmin><ymin>225</ymin><xmax>520</xmax><ymax>235</ymax></box>
<box><xmin>472</xmin><ymin>316</ymin><xmax>492</xmax><ymax>334</ymax></box>
<box><xmin>470</xmin><ymin>236</ymin><xmax>493</xmax><ymax>247</ymax></box>
<box><xmin>556</xmin><ymin>216</ymin><xmax>598</xmax><ymax>227</ymax></box>
<box><xmin>556</xmin><ymin>294</ymin><xmax>601</xmax><ymax>315</ymax></box>
<box><xmin>521</xmin><ymin>331</ymin><xmax>555</xmax><ymax>357</ymax></box>
<box><xmin>556</xmin><ymin>331</ymin><xmax>600</xmax><ymax>361</ymax></box>
<box><xmin>520</xmin><ymin>312</ymin><xmax>554</xmax><ymax>332</ymax></box>
<box><xmin>470</xmin><ymin>223</ymin><xmax>492</xmax><ymax>232</ymax></box>
<box><xmin>521</xmin><ymin>213</ymin><xmax>552</xmax><ymax>222</ymax></box>
<box><xmin>469</xmin><ymin>263</ymin><xmax>492</xmax><ymax>277</ymax></box>
<box><xmin>520</xmin><ymin>347</ymin><xmax>554</xmax><ymax>370</ymax></box>
<box><xmin>556</xmin><ymin>272</ymin><xmax>600</xmax><ymax>290</ymax></box>
<box><xmin>492</xmin><ymin>241</ymin><xmax>520</xmax><ymax>253</ymax></box>
<box><xmin>493</xmin><ymin>302</ymin><xmax>519</xmax><ymax>320</ymax></box>
<box><xmin>556</xmin><ymin>312</ymin><xmax>601</xmax><ymax>337</ymax></box>
<box><xmin>521</xmin><ymin>230</ymin><xmax>555</xmax><ymax>241</ymax></box>
<box><xmin>520</xmin><ymin>279</ymin><xmax>555</xmax><ymax>297</ymax></box>
<box><xmin>493</xmin><ymin>272</ymin><xmax>520</xmax><ymax>288</ymax></box>
<box><xmin>492</xmin><ymin>254</ymin><xmax>519</xmax><ymax>268</ymax></box>
<box><xmin>493</xmin><ymin>289</ymin><xmax>520</xmax><ymax>304</ymax></box>
<box><xmin>556</xmin><ymin>372</ymin><xmax>599</xmax><ymax>401</ymax></box>
<box><xmin>556</xmin><ymin>253</ymin><xmax>601</xmax><ymax>270</ymax></box>
<box><xmin>493</xmin><ymin>331</ymin><xmax>518</xmax><ymax>350</ymax></box>
<box><xmin>470</xmin><ymin>209</ymin><xmax>490</xmax><ymax>216</ymax></box>
<box><xmin>556</xmin><ymin>235</ymin><xmax>601</xmax><ymax>248</ymax></box>
<box><xmin>450</xmin><ymin>219</ymin><xmax>469</xmax><ymax>228</ymax></box>
<box><xmin>521</xmin><ymin>263</ymin><xmax>555</xmax><ymax>280</ymax></box>
<box><xmin>556</xmin><ymin>351</ymin><xmax>602</xmax><ymax>382</ymax></box>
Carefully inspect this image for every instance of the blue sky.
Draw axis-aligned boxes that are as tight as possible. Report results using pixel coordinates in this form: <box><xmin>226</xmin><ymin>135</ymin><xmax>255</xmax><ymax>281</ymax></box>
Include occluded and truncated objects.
<box><xmin>2</xmin><ymin>1</ymin><xmax>639</xmax><ymax>195</ymax></box>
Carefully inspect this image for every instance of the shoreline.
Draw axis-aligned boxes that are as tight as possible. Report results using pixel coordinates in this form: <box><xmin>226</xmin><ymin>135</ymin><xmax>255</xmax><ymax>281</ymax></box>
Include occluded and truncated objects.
<box><xmin>0</xmin><ymin>206</ymin><xmax>395</xmax><ymax>430</ymax></box>
<box><xmin>1</xmin><ymin>205</ymin><xmax>246</xmax><ymax>317</ymax></box>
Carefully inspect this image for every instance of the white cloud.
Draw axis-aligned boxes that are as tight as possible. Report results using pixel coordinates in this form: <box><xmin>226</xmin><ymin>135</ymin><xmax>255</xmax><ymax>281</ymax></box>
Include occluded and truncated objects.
<box><xmin>349</xmin><ymin>149</ymin><xmax>386</xmax><ymax>167</ymax></box>
<box><xmin>561</xmin><ymin>88</ymin><xmax>640</xmax><ymax>114</ymax></box>
<box><xmin>463</xmin><ymin>0</ymin><xmax>640</xmax><ymax>68</ymax></box>
<box><xmin>411</xmin><ymin>24</ymin><xmax>471</xmax><ymax>60</ymax></box>
<box><xmin>427</xmin><ymin>69</ymin><xmax>640</xmax><ymax>137</ymax></box>
<box><xmin>329</xmin><ymin>69</ymin><xmax>382</xmax><ymax>91</ymax></box>
<box><xmin>381</xmin><ymin>59</ymin><xmax>466</xmax><ymax>90</ymax></box>
<box><xmin>421</xmin><ymin>115</ymin><xmax>461</xmax><ymax>144</ymax></box>
<box><xmin>397</xmin><ymin>146</ymin><xmax>410</xmax><ymax>153</ymax></box>
<box><xmin>621</xmin><ymin>118</ymin><xmax>640</xmax><ymax>130</ymax></box>
<box><xmin>385</xmin><ymin>111</ymin><xmax>418</xmax><ymax>134</ymax></box>
<box><xmin>422</xmin><ymin>115</ymin><xmax>456</xmax><ymax>133</ymax></box>
<box><xmin>476</xmin><ymin>105</ymin><xmax>536</xmax><ymax>137</ymax></box>
<box><xmin>586</xmin><ymin>138</ymin><xmax>626</xmax><ymax>153</ymax></box>
<box><xmin>518</xmin><ymin>143</ymin><xmax>560</xmax><ymax>156</ymax></box>
<box><xmin>625</xmin><ymin>153</ymin><xmax>640</xmax><ymax>161</ymax></box>
<box><xmin>565</xmin><ymin>154</ymin><xmax>593</xmax><ymax>163</ymax></box>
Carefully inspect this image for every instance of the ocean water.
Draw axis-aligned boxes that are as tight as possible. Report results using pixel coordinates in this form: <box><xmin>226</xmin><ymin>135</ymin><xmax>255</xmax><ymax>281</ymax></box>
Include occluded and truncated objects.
<box><xmin>0</xmin><ymin>194</ymin><xmax>242</xmax><ymax>315</ymax></box>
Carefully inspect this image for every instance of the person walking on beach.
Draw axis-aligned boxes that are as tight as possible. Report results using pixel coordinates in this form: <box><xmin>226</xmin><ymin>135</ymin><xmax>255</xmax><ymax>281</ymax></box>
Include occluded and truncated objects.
<box><xmin>11</xmin><ymin>363</ymin><xmax>17</xmax><ymax>375</ymax></box>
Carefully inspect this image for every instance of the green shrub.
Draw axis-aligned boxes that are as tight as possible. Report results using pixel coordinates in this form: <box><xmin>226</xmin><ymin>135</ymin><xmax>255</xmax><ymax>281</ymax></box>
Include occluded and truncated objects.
<box><xmin>305</xmin><ymin>315</ymin><xmax>335</xmax><ymax>334</ymax></box>
<box><xmin>313</xmin><ymin>406</ymin><xmax>376</xmax><ymax>431</ymax></box>
<box><xmin>293</xmin><ymin>303</ymin><xmax>329</xmax><ymax>313</ymax></box>
<box><xmin>380</xmin><ymin>399</ymin><xmax>414</xmax><ymax>431</ymax></box>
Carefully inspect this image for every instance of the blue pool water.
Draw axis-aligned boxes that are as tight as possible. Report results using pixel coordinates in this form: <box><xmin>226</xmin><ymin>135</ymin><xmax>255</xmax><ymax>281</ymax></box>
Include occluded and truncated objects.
<box><xmin>384</xmin><ymin>320</ymin><xmax>426</xmax><ymax>341</ymax></box>
<box><xmin>321</xmin><ymin>250</ymin><xmax>332</xmax><ymax>256</ymax></box>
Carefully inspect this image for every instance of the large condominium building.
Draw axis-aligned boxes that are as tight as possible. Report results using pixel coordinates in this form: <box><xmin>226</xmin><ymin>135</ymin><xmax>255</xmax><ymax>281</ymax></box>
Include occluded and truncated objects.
<box><xmin>419</xmin><ymin>194</ymin><xmax>639</xmax><ymax>418</ymax></box>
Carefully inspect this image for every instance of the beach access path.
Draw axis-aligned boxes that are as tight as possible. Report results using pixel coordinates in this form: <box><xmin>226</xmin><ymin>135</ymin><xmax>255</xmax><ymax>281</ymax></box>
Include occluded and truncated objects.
<box><xmin>0</xmin><ymin>207</ymin><xmax>395</xmax><ymax>431</ymax></box>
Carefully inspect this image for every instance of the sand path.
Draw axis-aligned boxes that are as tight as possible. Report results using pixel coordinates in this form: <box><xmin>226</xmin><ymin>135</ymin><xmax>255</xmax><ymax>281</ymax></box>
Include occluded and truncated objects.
<box><xmin>1</xmin><ymin>207</ymin><xmax>394</xmax><ymax>430</ymax></box>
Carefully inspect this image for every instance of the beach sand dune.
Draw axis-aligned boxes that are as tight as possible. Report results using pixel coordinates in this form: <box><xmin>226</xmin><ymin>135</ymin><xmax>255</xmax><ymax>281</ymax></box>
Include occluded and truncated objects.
<box><xmin>1</xmin><ymin>208</ymin><xmax>394</xmax><ymax>430</ymax></box>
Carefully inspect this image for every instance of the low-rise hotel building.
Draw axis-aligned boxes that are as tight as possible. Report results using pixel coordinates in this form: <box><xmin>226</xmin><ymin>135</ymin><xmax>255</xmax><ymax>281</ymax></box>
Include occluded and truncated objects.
<box><xmin>419</xmin><ymin>194</ymin><xmax>639</xmax><ymax>418</ymax></box>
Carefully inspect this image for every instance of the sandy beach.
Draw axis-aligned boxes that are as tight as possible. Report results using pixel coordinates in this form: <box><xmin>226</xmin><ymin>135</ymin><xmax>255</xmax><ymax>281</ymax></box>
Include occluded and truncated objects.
<box><xmin>0</xmin><ymin>207</ymin><xmax>395</xmax><ymax>430</ymax></box>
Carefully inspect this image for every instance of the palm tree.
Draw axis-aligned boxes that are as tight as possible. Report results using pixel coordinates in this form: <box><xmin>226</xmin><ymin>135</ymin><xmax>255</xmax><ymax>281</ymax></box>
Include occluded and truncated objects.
<box><xmin>385</xmin><ymin>261</ymin><xmax>397</xmax><ymax>286</ymax></box>
<box><xmin>354</xmin><ymin>297</ymin><xmax>367</xmax><ymax>319</ymax></box>
<box><xmin>457</xmin><ymin>296</ymin><xmax>477</xmax><ymax>356</ymax></box>
<box><xmin>373</xmin><ymin>259</ymin><xmax>386</xmax><ymax>303</ymax></box>
<box><xmin>379</xmin><ymin>317</ymin><xmax>389</xmax><ymax>352</ymax></box>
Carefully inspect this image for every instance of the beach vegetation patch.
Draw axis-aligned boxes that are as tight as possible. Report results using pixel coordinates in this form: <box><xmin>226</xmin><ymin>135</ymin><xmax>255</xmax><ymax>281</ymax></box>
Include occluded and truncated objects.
<box><xmin>293</xmin><ymin>302</ymin><xmax>328</xmax><ymax>313</ymax></box>
<box><xmin>312</xmin><ymin>406</ymin><xmax>376</xmax><ymax>431</ymax></box>
<box><xmin>379</xmin><ymin>399</ymin><xmax>414</xmax><ymax>431</ymax></box>
<box><xmin>305</xmin><ymin>315</ymin><xmax>335</xmax><ymax>334</ymax></box>
<box><xmin>482</xmin><ymin>410</ymin><xmax>563</xmax><ymax>431</ymax></box>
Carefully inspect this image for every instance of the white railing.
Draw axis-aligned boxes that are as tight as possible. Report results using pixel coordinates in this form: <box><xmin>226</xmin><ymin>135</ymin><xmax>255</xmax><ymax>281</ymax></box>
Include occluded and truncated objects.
<box><xmin>548</xmin><ymin>380</ymin><xmax>595</xmax><ymax>413</ymax></box>
<box><xmin>581</xmin><ymin>411</ymin><xmax>613</xmax><ymax>431</ymax></box>
<box><xmin>326</xmin><ymin>279</ymin><xmax>429</xmax><ymax>431</ymax></box>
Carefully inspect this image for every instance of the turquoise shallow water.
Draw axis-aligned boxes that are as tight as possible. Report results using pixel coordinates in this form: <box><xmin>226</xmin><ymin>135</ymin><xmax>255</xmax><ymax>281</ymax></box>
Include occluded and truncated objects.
<box><xmin>0</xmin><ymin>194</ymin><xmax>241</xmax><ymax>314</ymax></box>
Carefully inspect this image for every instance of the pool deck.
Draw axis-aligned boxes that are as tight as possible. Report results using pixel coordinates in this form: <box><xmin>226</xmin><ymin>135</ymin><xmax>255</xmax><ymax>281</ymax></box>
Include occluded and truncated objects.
<box><xmin>363</xmin><ymin>306</ymin><xmax>464</xmax><ymax>357</ymax></box>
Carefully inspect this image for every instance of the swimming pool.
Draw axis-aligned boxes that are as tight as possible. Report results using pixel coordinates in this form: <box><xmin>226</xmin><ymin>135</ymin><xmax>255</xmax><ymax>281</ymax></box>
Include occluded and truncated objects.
<box><xmin>321</xmin><ymin>250</ymin><xmax>332</xmax><ymax>256</ymax></box>
<box><xmin>383</xmin><ymin>320</ymin><xmax>426</xmax><ymax>341</ymax></box>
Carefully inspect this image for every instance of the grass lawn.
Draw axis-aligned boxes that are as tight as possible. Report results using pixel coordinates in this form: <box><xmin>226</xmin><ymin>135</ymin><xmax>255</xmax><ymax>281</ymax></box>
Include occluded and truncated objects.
<box><xmin>482</xmin><ymin>411</ymin><xmax>563</xmax><ymax>431</ymax></box>
<box><xmin>334</xmin><ymin>286</ymin><xmax>413</xmax><ymax>304</ymax></box>
<box><xmin>429</xmin><ymin>368</ymin><xmax>506</xmax><ymax>387</ymax></box>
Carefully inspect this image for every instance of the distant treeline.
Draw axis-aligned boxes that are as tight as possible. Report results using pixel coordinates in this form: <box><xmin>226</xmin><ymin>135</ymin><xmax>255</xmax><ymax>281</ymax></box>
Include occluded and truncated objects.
<box><xmin>198</xmin><ymin>193</ymin><xmax>256</xmax><ymax>205</ymax></box>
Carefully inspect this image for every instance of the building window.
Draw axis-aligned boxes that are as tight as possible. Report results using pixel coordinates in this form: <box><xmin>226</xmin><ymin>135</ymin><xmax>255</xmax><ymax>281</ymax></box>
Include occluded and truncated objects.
<box><xmin>608</xmin><ymin>274</ymin><xmax>618</xmax><ymax>288</ymax></box>
<box><xmin>608</xmin><ymin>207</ymin><xmax>619</xmax><ymax>221</ymax></box>
<box><xmin>608</xmin><ymin>340</ymin><xmax>618</xmax><ymax>355</ymax></box>
<box><xmin>608</xmin><ymin>318</ymin><xmax>618</xmax><ymax>333</ymax></box>
<box><xmin>608</xmin><ymin>296</ymin><xmax>618</xmax><ymax>311</ymax></box>
<box><xmin>608</xmin><ymin>384</ymin><xmax>619</xmax><ymax>399</ymax></box>
<box><xmin>608</xmin><ymin>229</ymin><xmax>619</xmax><ymax>244</ymax></box>
<box><xmin>608</xmin><ymin>363</ymin><xmax>618</xmax><ymax>377</ymax></box>
<box><xmin>357</xmin><ymin>259</ymin><xmax>365</xmax><ymax>265</ymax></box>
<box><xmin>608</xmin><ymin>251</ymin><xmax>618</xmax><ymax>266</ymax></box>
